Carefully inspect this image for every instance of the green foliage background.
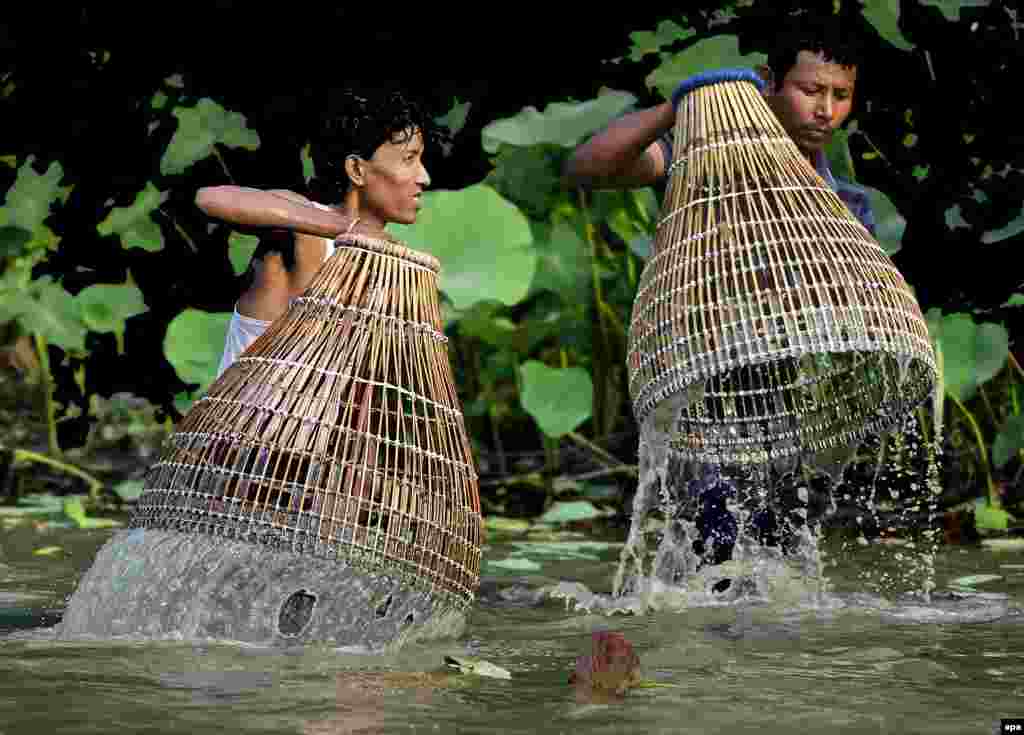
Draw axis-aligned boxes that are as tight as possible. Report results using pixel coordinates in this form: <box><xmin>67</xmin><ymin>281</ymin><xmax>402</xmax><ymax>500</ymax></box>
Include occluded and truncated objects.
<box><xmin>2</xmin><ymin>1</ymin><xmax>1023</xmax><ymax>521</ymax></box>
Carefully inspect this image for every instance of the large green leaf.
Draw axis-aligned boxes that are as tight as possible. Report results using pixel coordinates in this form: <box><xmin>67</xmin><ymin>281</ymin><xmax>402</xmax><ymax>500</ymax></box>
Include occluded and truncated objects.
<box><xmin>457</xmin><ymin>301</ymin><xmax>519</xmax><ymax>350</ymax></box>
<box><xmin>96</xmin><ymin>183</ymin><xmax>168</xmax><ymax>252</ymax></box>
<box><xmin>74</xmin><ymin>282</ymin><xmax>148</xmax><ymax>337</ymax></box>
<box><xmin>163</xmin><ymin>308</ymin><xmax>232</xmax><ymax>395</ymax></box>
<box><xmin>228</xmin><ymin>231</ymin><xmax>259</xmax><ymax>275</ymax></box>
<box><xmin>435</xmin><ymin>98</ymin><xmax>472</xmax><ymax>137</ymax></box>
<box><xmin>647</xmin><ymin>36</ymin><xmax>767</xmax><ymax>100</ymax></box>
<box><xmin>862</xmin><ymin>0</ymin><xmax>913</xmax><ymax>50</ymax></box>
<box><xmin>518</xmin><ymin>360</ymin><xmax>593</xmax><ymax>437</ymax></box>
<box><xmin>981</xmin><ymin>205</ymin><xmax>1024</xmax><ymax>245</ymax></box>
<box><xmin>0</xmin><ymin>156</ymin><xmax>68</xmax><ymax>231</ymax></box>
<box><xmin>485</xmin><ymin>144</ymin><xmax>565</xmax><ymax>218</ymax></box>
<box><xmin>529</xmin><ymin>220</ymin><xmax>591</xmax><ymax>304</ymax></box>
<box><xmin>481</xmin><ymin>92</ymin><xmax>636</xmax><ymax>154</ymax></box>
<box><xmin>0</xmin><ymin>156</ymin><xmax>69</xmax><ymax>253</ymax></box>
<box><xmin>627</xmin><ymin>20</ymin><xmax>693</xmax><ymax>62</ymax></box>
<box><xmin>927</xmin><ymin>311</ymin><xmax>1009</xmax><ymax>401</ymax></box>
<box><xmin>993</xmin><ymin>414</ymin><xmax>1024</xmax><ymax>469</ymax></box>
<box><xmin>160</xmin><ymin>98</ymin><xmax>261</xmax><ymax>176</ymax></box>
<box><xmin>387</xmin><ymin>184</ymin><xmax>536</xmax><ymax>310</ymax></box>
<box><xmin>539</xmin><ymin>500</ymin><xmax>603</xmax><ymax>525</ymax></box>
<box><xmin>921</xmin><ymin>1</ymin><xmax>974</xmax><ymax>21</ymax></box>
<box><xmin>862</xmin><ymin>185</ymin><xmax>905</xmax><ymax>256</ymax></box>
<box><xmin>0</xmin><ymin>226</ymin><xmax>32</xmax><ymax>258</ymax></box>
<box><xmin>20</xmin><ymin>277</ymin><xmax>88</xmax><ymax>353</ymax></box>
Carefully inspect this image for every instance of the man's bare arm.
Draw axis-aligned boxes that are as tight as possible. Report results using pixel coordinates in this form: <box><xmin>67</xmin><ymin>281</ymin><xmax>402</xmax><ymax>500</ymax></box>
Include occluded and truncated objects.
<box><xmin>194</xmin><ymin>186</ymin><xmax>365</xmax><ymax>238</ymax></box>
<box><xmin>563</xmin><ymin>101</ymin><xmax>676</xmax><ymax>190</ymax></box>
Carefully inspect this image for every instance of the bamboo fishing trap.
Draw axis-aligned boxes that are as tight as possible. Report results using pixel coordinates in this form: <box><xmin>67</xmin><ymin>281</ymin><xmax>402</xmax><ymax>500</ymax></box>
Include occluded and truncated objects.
<box><xmin>627</xmin><ymin>69</ymin><xmax>936</xmax><ymax>469</ymax></box>
<box><xmin>107</xmin><ymin>232</ymin><xmax>482</xmax><ymax>642</ymax></box>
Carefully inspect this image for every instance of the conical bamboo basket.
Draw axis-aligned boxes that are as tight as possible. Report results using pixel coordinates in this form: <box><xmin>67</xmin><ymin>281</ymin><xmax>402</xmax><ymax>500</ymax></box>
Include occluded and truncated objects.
<box><xmin>132</xmin><ymin>232</ymin><xmax>482</xmax><ymax>612</ymax></box>
<box><xmin>627</xmin><ymin>70</ymin><xmax>936</xmax><ymax>468</ymax></box>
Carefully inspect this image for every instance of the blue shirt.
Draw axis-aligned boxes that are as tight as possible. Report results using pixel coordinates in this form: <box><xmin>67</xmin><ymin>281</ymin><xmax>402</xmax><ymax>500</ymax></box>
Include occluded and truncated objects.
<box><xmin>657</xmin><ymin>132</ymin><xmax>876</xmax><ymax>236</ymax></box>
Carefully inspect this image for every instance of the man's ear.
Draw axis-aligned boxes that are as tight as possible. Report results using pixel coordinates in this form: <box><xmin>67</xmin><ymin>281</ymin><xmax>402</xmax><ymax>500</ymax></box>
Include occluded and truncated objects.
<box><xmin>755</xmin><ymin>64</ymin><xmax>776</xmax><ymax>95</ymax></box>
<box><xmin>344</xmin><ymin>155</ymin><xmax>365</xmax><ymax>188</ymax></box>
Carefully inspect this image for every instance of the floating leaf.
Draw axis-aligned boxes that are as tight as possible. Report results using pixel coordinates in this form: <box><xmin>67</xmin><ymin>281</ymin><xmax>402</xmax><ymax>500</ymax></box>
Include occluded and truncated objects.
<box><xmin>485</xmin><ymin>517</ymin><xmax>531</xmax><ymax>534</ymax></box>
<box><xmin>518</xmin><ymin>361</ymin><xmax>593</xmax><ymax>437</ymax></box>
<box><xmin>912</xmin><ymin>165</ymin><xmax>930</xmax><ymax>181</ymax></box>
<box><xmin>435</xmin><ymin>98</ymin><xmax>472</xmax><ymax>137</ymax></box>
<box><xmin>151</xmin><ymin>91</ymin><xmax>168</xmax><ymax>110</ymax></box>
<box><xmin>861</xmin><ymin>185</ymin><xmax>905</xmax><ymax>255</ymax></box>
<box><xmin>982</xmin><ymin>538</ymin><xmax>1024</xmax><ymax>551</ymax></box>
<box><xmin>228</xmin><ymin>231</ymin><xmax>260</xmax><ymax>275</ymax></box>
<box><xmin>63</xmin><ymin>496</ymin><xmax>122</xmax><ymax>529</ymax></box>
<box><xmin>443</xmin><ymin>656</ymin><xmax>512</xmax><ymax>680</ymax></box>
<box><xmin>482</xmin><ymin>92</ymin><xmax>636</xmax><ymax>154</ymax></box>
<box><xmin>1002</xmin><ymin>294</ymin><xmax>1024</xmax><ymax>308</ymax></box>
<box><xmin>539</xmin><ymin>501</ymin><xmax>604</xmax><ymax>525</ymax></box>
<box><xmin>486</xmin><ymin>557</ymin><xmax>542</xmax><ymax>572</ymax></box>
<box><xmin>950</xmin><ymin>574</ymin><xmax>1003</xmax><ymax>587</ymax></box>
<box><xmin>862</xmin><ymin>0</ymin><xmax>913</xmax><ymax>50</ymax></box>
<box><xmin>927</xmin><ymin>311</ymin><xmax>1008</xmax><ymax>401</ymax></box>
<box><xmin>163</xmin><ymin>308</ymin><xmax>232</xmax><ymax>398</ymax></box>
<box><xmin>33</xmin><ymin>546</ymin><xmax>63</xmax><ymax>557</ymax></box>
<box><xmin>97</xmin><ymin>183</ymin><xmax>168</xmax><ymax>252</ymax></box>
<box><xmin>388</xmin><ymin>185</ymin><xmax>536</xmax><ymax>310</ymax></box>
<box><xmin>75</xmin><ymin>282</ymin><xmax>148</xmax><ymax>338</ymax></box>
<box><xmin>993</xmin><ymin>414</ymin><xmax>1024</xmax><ymax>469</ymax></box>
<box><xmin>160</xmin><ymin>98</ymin><xmax>261</xmax><ymax>176</ymax></box>
<box><xmin>647</xmin><ymin>36</ymin><xmax>767</xmax><ymax>100</ymax></box>
<box><xmin>509</xmin><ymin>541</ymin><xmax>617</xmax><ymax>560</ymax></box>
<box><xmin>113</xmin><ymin>480</ymin><xmax>146</xmax><ymax>501</ymax></box>
<box><xmin>974</xmin><ymin>502</ymin><xmax>1012</xmax><ymax>532</ymax></box>
<box><xmin>628</xmin><ymin>20</ymin><xmax>693</xmax><ymax>62</ymax></box>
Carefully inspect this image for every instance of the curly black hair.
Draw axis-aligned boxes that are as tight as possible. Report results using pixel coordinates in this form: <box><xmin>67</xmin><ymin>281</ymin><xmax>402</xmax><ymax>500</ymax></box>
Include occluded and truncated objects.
<box><xmin>307</xmin><ymin>88</ymin><xmax>451</xmax><ymax>202</ymax></box>
<box><xmin>766</xmin><ymin>12</ymin><xmax>865</xmax><ymax>87</ymax></box>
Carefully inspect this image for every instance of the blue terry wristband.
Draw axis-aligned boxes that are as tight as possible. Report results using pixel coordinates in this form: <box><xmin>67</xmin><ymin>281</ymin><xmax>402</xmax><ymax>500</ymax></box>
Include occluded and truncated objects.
<box><xmin>671</xmin><ymin>68</ymin><xmax>766</xmax><ymax>109</ymax></box>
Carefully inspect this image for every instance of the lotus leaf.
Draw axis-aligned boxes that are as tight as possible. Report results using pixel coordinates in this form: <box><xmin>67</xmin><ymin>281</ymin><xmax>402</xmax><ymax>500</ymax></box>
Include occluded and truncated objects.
<box><xmin>97</xmin><ymin>183</ymin><xmax>168</xmax><ymax>252</ymax></box>
<box><xmin>519</xmin><ymin>360</ymin><xmax>593</xmax><ymax>437</ymax></box>
<box><xmin>160</xmin><ymin>98</ymin><xmax>260</xmax><ymax>176</ymax></box>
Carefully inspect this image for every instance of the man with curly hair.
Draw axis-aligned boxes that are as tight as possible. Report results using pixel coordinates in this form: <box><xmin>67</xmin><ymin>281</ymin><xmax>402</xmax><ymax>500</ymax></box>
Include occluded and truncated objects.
<box><xmin>196</xmin><ymin>89</ymin><xmax>449</xmax><ymax>376</ymax></box>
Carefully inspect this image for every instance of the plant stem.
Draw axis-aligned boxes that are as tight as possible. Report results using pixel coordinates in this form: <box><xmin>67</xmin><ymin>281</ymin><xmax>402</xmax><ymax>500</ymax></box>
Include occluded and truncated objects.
<box><xmin>949</xmin><ymin>393</ymin><xmax>999</xmax><ymax>508</ymax></box>
<box><xmin>156</xmin><ymin>208</ymin><xmax>198</xmax><ymax>253</ymax></box>
<box><xmin>1008</xmin><ymin>351</ymin><xmax>1024</xmax><ymax>383</ymax></box>
<box><xmin>574</xmin><ymin>465</ymin><xmax>638</xmax><ymax>482</ymax></box>
<box><xmin>33</xmin><ymin>334</ymin><xmax>62</xmax><ymax>458</ymax></box>
<box><xmin>578</xmin><ymin>188</ymin><xmax>615</xmax><ymax>436</ymax></box>
<box><xmin>212</xmin><ymin>145</ymin><xmax>236</xmax><ymax>183</ymax></box>
<box><xmin>12</xmin><ymin>448</ymin><xmax>104</xmax><ymax>501</ymax></box>
<box><xmin>567</xmin><ymin>431</ymin><xmax>622</xmax><ymax>468</ymax></box>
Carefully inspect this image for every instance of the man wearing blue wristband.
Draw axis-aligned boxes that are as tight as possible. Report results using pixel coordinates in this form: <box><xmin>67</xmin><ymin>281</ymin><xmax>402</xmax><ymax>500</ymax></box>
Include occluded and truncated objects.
<box><xmin>565</xmin><ymin>18</ymin><xmax>874</xmax><ymax>576</ymax></box>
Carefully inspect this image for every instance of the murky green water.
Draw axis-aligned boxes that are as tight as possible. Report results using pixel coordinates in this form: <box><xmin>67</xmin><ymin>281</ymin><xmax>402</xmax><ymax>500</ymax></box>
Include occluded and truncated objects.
<box><xmin>2</xmin><ymin>526</ymin><xmax>1023</xmax><ymax>734</ymax></box>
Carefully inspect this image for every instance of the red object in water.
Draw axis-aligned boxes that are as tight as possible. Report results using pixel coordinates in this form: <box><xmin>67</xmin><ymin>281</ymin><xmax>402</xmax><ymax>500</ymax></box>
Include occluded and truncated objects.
<box><xmin>569</xmin><ymin>631</ymin><xmax>641</xmax><ymax>696</ymax></box>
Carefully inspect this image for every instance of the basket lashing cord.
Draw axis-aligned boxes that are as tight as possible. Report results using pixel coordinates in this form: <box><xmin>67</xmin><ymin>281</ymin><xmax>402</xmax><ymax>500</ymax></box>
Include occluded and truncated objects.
<box><xmin>671</xmin><ymin>68</ymin><xmax>767</xmax><ymax>109</ymax></box>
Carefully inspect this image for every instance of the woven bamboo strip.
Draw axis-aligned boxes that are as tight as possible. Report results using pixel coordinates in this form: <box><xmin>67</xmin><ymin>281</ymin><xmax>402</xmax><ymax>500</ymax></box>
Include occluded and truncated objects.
<box><xmin>132</xmin><ymin>233</ymin><xmax>481</xmax><ymax>610</ymax></box>
<box><xmin>628</xmin><ymin>78</ymin><xmax>935</xmax><ymax>467</ymax></box>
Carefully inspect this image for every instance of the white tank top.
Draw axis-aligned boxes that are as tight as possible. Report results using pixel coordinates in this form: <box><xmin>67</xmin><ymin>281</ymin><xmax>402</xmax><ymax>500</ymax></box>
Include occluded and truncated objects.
<box><xmin>216</xmin><ymin>202</ymin><xmax>337</xmax><ymax>378</ymax></box>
